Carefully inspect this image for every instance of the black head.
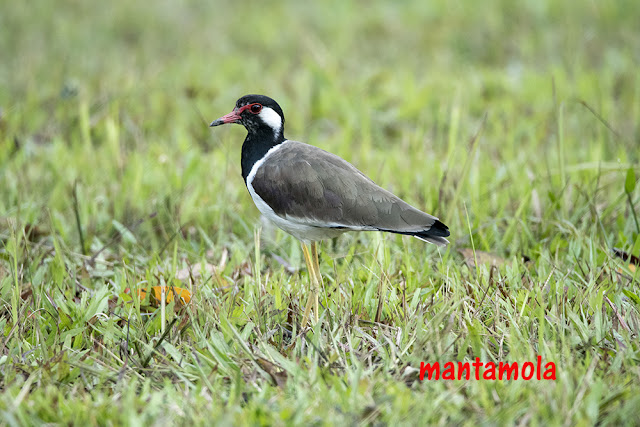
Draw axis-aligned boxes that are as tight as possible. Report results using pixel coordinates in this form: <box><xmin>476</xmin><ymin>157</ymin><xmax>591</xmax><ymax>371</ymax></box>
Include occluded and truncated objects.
<box><xmin>209</xmin><ymin>94</ymin><xmax>285</xmax><ymax>141</ymax></box>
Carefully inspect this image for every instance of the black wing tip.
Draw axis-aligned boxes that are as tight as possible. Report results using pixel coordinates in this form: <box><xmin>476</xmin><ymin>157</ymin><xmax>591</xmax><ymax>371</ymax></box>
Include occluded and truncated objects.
<box><xmin>411</xmin><ymin>220</ymin><xmax>450</xmax><ymax>246</ymax></box>
<box><xmin>424</xmin><ymin>219</ymin><xmax>450</xmax><ymax>238</ymax></box>
<box><xmin>378</xmin><ymin>220</ymin><xmax>451</xmax><ymax>246</ymax></box>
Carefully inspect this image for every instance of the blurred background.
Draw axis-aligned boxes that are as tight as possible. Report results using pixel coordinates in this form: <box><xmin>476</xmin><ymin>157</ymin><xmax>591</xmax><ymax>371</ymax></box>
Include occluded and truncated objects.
<box><xmin>2</xmin><ymin>1</ymin><xmax>638</xmax><ymax>245</ymax></box>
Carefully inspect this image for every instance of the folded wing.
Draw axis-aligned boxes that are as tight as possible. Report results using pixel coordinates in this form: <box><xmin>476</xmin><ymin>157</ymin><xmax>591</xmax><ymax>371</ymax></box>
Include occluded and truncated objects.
<box><xmin>251</xmin><ymin>141</ymin><xmax>450</xmax><ymax>246</ymax></box>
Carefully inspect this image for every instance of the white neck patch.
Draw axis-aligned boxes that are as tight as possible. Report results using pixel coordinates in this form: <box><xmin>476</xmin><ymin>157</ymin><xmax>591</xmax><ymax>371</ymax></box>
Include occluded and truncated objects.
<box><xmin>258</xmin><ymin>107</ymin><xmax>282</xmax><ymax>138</ymax></box>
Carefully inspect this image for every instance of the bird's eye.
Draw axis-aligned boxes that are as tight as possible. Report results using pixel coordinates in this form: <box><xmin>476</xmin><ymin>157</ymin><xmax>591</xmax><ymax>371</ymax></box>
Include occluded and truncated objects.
<box><xmin>250</xmin><ymin>104</ymin><xmax>262</xmax><ymax>114</ymax></box>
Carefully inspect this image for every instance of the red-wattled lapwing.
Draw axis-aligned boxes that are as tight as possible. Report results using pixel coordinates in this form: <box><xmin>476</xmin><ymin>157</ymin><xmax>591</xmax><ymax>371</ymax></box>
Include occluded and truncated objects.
<box><xmin>210</xmin><ymin>95</ymin><xmax>449</xmax><ymax>325</ymax></box>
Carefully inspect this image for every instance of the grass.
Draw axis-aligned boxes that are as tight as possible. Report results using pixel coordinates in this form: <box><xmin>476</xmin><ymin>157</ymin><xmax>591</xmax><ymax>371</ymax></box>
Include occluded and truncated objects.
<box><xmin>1</xmin><ymin>0</ymin><xmax>640</xmax><ymax>425</ymax></box>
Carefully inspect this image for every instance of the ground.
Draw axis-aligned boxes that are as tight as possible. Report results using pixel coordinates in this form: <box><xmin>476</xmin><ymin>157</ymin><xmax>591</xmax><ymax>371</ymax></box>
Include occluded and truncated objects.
<box><xmin>1</xmin><ymin>0</ymin><xmax>639</xmax><ymax>425</ymax></box>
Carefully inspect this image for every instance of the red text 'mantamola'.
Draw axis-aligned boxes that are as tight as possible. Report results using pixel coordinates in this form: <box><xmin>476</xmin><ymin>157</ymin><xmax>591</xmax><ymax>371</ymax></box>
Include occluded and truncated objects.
<box><xmin>420</xmin><ymin>356</ymin><xmax>556</xmax><ymax>381</ymax></box>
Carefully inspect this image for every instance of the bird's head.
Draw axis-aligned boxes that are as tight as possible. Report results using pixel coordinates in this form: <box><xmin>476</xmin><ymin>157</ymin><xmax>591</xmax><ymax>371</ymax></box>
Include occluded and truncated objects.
<box><xmin>210</xmin><ymin>94</ymin><xmax>285</xmax><ymax>140</ymax></box>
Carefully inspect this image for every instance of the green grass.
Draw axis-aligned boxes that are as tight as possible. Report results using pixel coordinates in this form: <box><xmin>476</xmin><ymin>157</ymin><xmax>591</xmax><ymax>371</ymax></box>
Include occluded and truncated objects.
<box><xmin>1</xmin><ymin>0</ymin><xmax>640</xmax><ymax>425</ymax></box>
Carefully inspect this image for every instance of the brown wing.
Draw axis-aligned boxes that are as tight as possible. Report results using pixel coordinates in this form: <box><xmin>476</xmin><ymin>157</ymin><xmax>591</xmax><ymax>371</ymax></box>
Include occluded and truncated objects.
<box><xmin>251</xmin><ymin>141</ymin><xmax>443</xmax><ymax>234</ymax></box>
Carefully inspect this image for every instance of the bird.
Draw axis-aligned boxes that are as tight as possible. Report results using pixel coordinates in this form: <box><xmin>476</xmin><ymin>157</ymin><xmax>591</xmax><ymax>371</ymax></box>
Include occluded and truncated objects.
<box><xmin>210</xmin><ymin>94</ymin><xmax>449</xmax><ymax>326</ymax></box>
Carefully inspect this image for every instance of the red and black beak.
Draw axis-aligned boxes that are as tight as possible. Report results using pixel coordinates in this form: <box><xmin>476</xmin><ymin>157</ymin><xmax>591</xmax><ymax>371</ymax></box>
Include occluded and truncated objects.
<box><xmin>209</xmin><ymin>108</ymin><xmax>241</xmax><ymax>127</ymax></box>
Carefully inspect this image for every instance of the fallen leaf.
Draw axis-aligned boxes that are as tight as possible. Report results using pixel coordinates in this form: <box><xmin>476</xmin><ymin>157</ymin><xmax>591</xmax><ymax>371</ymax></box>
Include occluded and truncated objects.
<box><xmin>458</xmin><ymin>248</ymin><xmax>507</xmax><ymax>268</ymax></box>
<box><xmin>125</xmin><ymin>286</ymin><xmax>192</xmax><ymax>307</ymax></box>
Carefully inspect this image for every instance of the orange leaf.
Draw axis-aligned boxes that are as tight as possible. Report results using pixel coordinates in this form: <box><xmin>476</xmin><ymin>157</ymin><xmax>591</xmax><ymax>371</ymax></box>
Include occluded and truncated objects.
<box><xmin>131</xmin><ymin>286</ymin><xmax>192</xmax><ymax>307</ymax></box>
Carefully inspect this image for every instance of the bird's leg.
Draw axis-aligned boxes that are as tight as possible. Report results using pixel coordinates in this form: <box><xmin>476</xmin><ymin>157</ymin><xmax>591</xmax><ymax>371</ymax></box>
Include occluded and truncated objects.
<box><xmin>300</xmin><ymin>243</ymin><xmax>318</xmax><ymax>327</ymax></box>
<box><xmin>310</xmin><ymin>241</ymin><xmax>321</xmax><ymax>323</ymax></box>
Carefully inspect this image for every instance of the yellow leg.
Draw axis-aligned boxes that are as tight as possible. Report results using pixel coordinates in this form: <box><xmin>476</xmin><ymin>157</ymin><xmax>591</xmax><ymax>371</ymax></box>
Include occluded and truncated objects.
<box><xmin>310</xmin><ymin>242</ymin><xmax>321</xmax><ymax>323</ymax></box>
<box><xmin>300</xmin><ymin>243</ymin><xmax>318</xmax><ymax>327</ymax></box>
